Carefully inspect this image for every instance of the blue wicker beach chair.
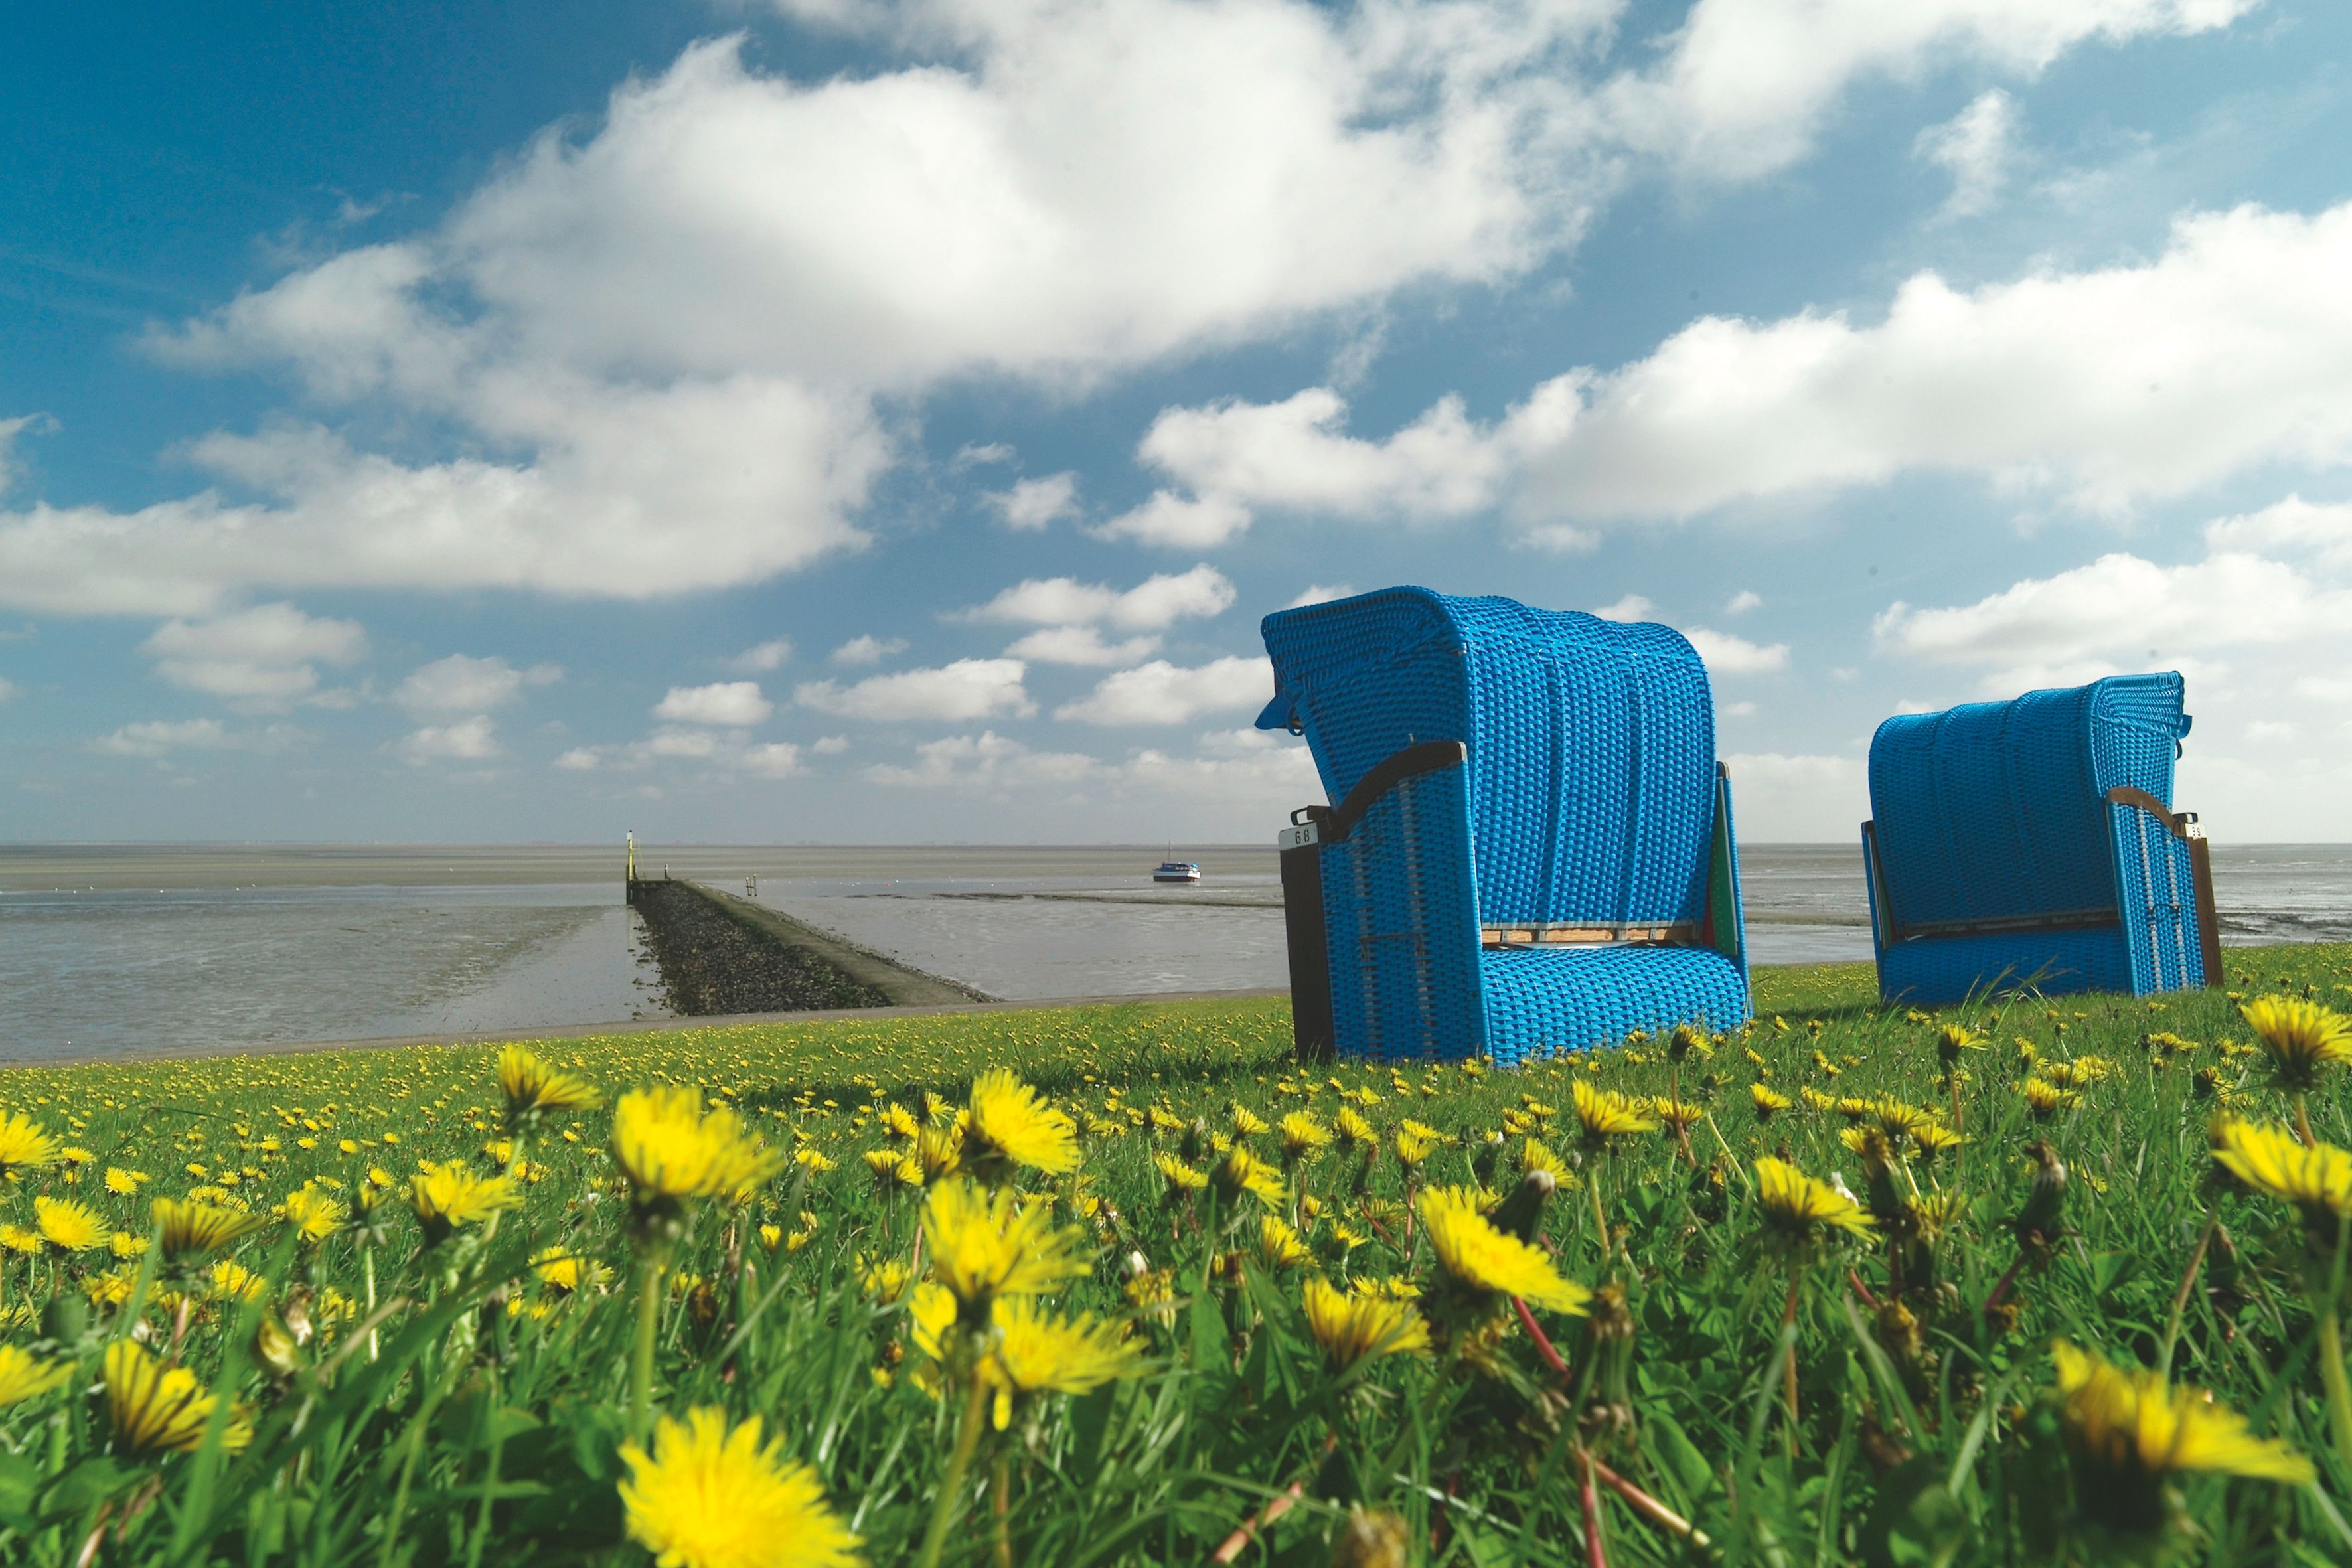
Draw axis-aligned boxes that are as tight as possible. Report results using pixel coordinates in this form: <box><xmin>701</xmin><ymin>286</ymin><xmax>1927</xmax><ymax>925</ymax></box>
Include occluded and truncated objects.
<box><xmin>1259</xmin><ymin>588</ymin><xmax>1749</xmax><ymax>1065</ymax></box>
<box><xmin>1862</xmin><ymin>674</ymin><xmax>2221</xmax><ymax>1005</ymax></box>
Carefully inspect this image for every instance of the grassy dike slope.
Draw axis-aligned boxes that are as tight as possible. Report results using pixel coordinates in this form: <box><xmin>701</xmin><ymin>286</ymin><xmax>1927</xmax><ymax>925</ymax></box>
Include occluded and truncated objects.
<box><xmin>1</xmin><ymin>945</ymin><xmax>2349</xmax><ymax>1565</ymax></box>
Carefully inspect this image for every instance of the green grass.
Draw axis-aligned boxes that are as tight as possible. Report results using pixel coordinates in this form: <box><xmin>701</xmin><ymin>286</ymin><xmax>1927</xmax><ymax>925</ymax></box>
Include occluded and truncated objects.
<box><xmin>3</xmin><ymin>946</ymin><xmax>2351</xmax><ymax>1565</ymax></box>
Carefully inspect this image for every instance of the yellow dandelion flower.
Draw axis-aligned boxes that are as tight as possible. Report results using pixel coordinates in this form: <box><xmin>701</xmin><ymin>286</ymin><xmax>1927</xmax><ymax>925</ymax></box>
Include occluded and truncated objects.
<box><xmin>1255</xmin><ymin>1215</ymin><xmax>1315</xmax><ymax>1273</ymax></box>
<box><xmin>990</xmin><ymin>1296</ymin><xmax>1142</xmax><ymax>1409</ymax></box>
<box><xmin>859</xmin><ymin>1257</ymin><xmax>910</xmax><ymax>1304</ymax></box>
<box><xmin>496</xmin><ymin>1044</ymin><xmax>603</xmax><ymax>1121</ymax></box>
<box><xmin>1650</xmin><ymin>1097</ymin><xmax>1703</xmax><ymax>1132</ymax></box>
<box><xmin>1798</xmin><ymin>1086</ymin><xmax>1838</xmax><ymax>1113</ymax></box>
<box><xmin>963</xmin><ymin>1070</ymin><xmax>1079</xmax><ymax>1178</ymax></box>
<box><xmin>408</xmin><ymin>1161</ymin><xmax>522</xmax><ymax>1245</ymax></box>
<box><xmin>2020</xmin><ymin>1079</ymin><xmax>2078</xmax><ymax>1119</ymax></box>
<box><xmin>110</xmin><ymin>1231</ymin><xmax>148</xmax><ymax>1259</ymax></box>
<box><xmin>1212</xmin><ymin>1144</ymin><xmax>1285</xmax><ymax>1204</ymax></box>
<box><xmin>2053</xmin><ymin>1339</ymin><xmax>2311</xmax><ymax>1537</ymax></box>
<box><xmin>1751</xmin><ymin>1083</ymin><xmax>1792</xmax><ymax>1119</ymax></box>
<box><xmin>532</xmin><ymin>1245</ymin><xmax>612</xmax><ymax>1296</ymax></box>
<box><xmin>1417</xmin><ymin>1186</ymin><xmax>1590</xmax><ymax>1315</ymax></box>
<box><xmin>1230</xmin><ymin>1104</ymin><xmax>1270</xmax><ymax>1137</ymax></box>
<box><xmin>2211</xmin><ymin>1118</ymin><xmax>2352</xmax><ymax>1230</ymax></box>
<box><xmin>1570</xmin><ymin>1079</ymin><xmax>1656</xmax><ymax>1145</ymax></box>
<box><xmin>104</xmin><ymin>1167</ymin><xmax>149</xmax><ymax>1197</ymax></box>
<box><xmin>1278</xmin><ymin>1113</ymin><xmax>1332</xmax><ymax>1160</ymax></box>
<box><xmin>1518</xmin><ymin>1137</ymin><xmax>1569</xmax><ymax>1181</ymax></box>
<box><xmin>1153</xmin><ymin>1153</ymin><xmax>1208</xmax><ymax>1197</ymax></box>
<box><xmin>34</xmin><ymin>1196</ymin><xmax>105</xmax><ymax>1253</ymax></box>
<box><xmin>153</xmin><ymin>1197</ymin><xmax>269</xmax><ymax>1261</ymax></box>
<box><xmin>0</xmin><ymin>1113</ymin><xmax>58</xmax><ymax>1175</ymax></box>
<box><xmin>1912</xmin><ymin>1122</ymin><xmax>1969</xmax><ymax>1160</ymax></box>
<box><xmin>1333</xmin><ymin>1106</ymin><xmax>1376</xmax><ymax>1147</ymax></box>
<box><xmin>618</xmin><ymin>1408</ymin><xmax>861</xmax><ymax>1568</ymax></box>
<box><xmin>0</xmin><ymin>1344</ymin><xmax>71</xmax><ymax>1407</ymax></box>
<box><xmin>278</xmin><ymin>1187</ymin><xmax>345</xmax><ymax>1244</ymax></box>
<box><xmin>1753</xmin><ymin>1157</ymin><xmax>1874</xmax><ymax>1246</ymax></box>
<box><xmin>1300</xmin><ymin>1275</ymin><xmax>1429</xmax><ymax>1370</ymax></box>
<box><xmin>923</xmin><ymin>1177</ymin><xmax>1087</xmax><ymax>1318</ymax></box>
<box><xmin>208</xmin><ymin>1259</ymin><xmax>268</xmax><ymax>1304</ymax></box>
<box><xmin>2240</xmin><ymin>995</ymin><xmax>2352</xmax><ymax>1093</ymax></box>
<box><xmin>612</xmin><ymin>1087</ymin><xmax>784</xmax><ymax>1205</ymax></box>
<box><xmin>105</xmin><ymin>1340</ymin><xmax>254</xmax><ymax>1457</ymax></box>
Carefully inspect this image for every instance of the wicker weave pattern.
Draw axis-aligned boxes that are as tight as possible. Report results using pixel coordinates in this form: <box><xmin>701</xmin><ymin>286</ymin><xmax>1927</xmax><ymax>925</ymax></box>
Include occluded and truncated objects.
<box><xmin>1865</xmin><ymin>672</ymin><xmax>2203</xmax><ymax>1004</ymax></box>
<box><xmin>1261</xmin><ymin>588</ymin><xmax>1749</xmax><ymax>1063</ymax></box>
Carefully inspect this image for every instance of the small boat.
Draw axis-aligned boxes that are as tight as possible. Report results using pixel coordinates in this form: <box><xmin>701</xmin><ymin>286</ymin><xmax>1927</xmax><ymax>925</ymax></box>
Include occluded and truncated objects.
<box><xmin>1152</xmin><ymin>858</ymin><xmax>1202</xmax><ymax>884</ymax></box>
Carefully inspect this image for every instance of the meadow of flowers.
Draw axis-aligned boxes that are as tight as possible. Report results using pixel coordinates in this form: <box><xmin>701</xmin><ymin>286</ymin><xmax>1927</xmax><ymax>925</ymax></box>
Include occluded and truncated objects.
<box><xmin>0</xmin><ymin>947</ymin><xmax>2350</xmax><ymax>1567</ymax></box>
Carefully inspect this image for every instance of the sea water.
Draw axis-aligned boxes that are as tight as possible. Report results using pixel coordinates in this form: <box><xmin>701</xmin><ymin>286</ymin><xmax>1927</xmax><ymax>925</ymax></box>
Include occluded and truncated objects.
<box><xmin>2</xmin><ymin>842</ymin><xmax>2347</xmax><ymax>1061</ymax></box>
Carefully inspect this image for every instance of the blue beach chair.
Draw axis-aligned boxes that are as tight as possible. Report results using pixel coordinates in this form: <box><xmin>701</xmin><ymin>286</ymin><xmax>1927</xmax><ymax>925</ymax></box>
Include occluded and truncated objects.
<box><xmin>1259</xmin><ymin>588</ymin><xmax>1749</xmax><ymax>1065</ymax></box>
<box><xmin>1861</xmin><ymin>673</ymin><xmax>2222</xmax><ymax>1005</ymax></box>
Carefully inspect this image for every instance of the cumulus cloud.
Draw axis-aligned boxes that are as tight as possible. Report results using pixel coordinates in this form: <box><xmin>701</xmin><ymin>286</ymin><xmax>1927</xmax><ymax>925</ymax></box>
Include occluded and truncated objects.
<box><xmin>1093</xmin><ymin>491</ymin><xmax>1253</xmax><ymax>548</ymax></box>
<box><xmin>741</xmin><ymin>741</ymin><xmax>806</xmax><ymax>778</ymax></box>
<box><xmin>1138</xmin><ymin>198</ymin><xmax>2352</xmax><ymax>540</ymax></box>
<box><xmin>1003</xmin><ymin>626</ymin><xmax>1162</xmax><ymax>666</ymax></box>
<box><xmin>393</xmin><ymin>715</ymin><xmax>500</xmax><ymax>764</ymax></box>
<box><xmin>92</xmin><ymin>718</ymin><xmax>305</xmax><ymax>758</ymax></box>
<box><xmin>1592</xmin><ymin>595</ymin><xmax>1653</xmax><ymax>621</ymax></box>
<box><xmin>1603</xmin><ymin>0</ymin><xmax>2248</xmax><ymax>182</ymax></box>
<box><xmin>797</xmin><ymin>657</ymin><xmax>1034</xmax><ymax>721</ymax></box>
<box><xmin>959</xmin><ymin>564</ymin><xmax>1234</xmax><ymax>630</ymax></box>
<box><xmin>1915</xmin><ymin>88</ymin><xmax>2017</xmax><ymax>219</ymax></box>
<box><xmin>1725</xmin><ymin>589</ymin><xmax>1762</xmax><ymax>614</ymax></box>
<box><xmin>1719</xmin><ymin>751</ymin><xmax>1868</xmax><ymax>840</ymax></box>
<box><xmin>141</xmin><ymin>603</ymin><xmax>367</xmax><ymax>708</ymax></box>
<box><xmin>986</xmin><ymin>473</ymin><xmax>1080</xmax><ymax>530</ymax></box>
<box><xmin>728</xmin><ymin>638</ymin><xmax>794</xmax><ymax>672</ymax></box>
<box><xmin>0</xmin><ymin>676</ymin><xmax>16</xmax><ymax>703</ymax></box>
<box><xmin>812</xmin><ymin>734</ymin><xmax>851</xmax><ymax>754</ymax></box>
<box><xmin>830</xmin><ymin>634</ymin><xmax>908</xmax><ymax>665</ymax></box>
<box><xmin>1875</xmin><ymin>551</ymin><xmax>2350</xmax><ymax>686</ymax></box>
<box><xmin>1056</xmin><ymin>655</ymin><xmax>1271</xmax><ymax>724</ymax></box>
<box><xmin>653</xmin><ymin>681</ymin><xmax>775</xmax><ymax>726</ymax></box>
<box><xmin>866</xmin><ymin>730</ymin><xmax>1105</xmax><ymax>788</ymax></box>
<box><xmin>1684</xmin><ymin>628</ymin><xmax>1791</xmax><ymax>675</ymax></box>
<box><xmin>2203</xmin><ymin>494</ymin><xmax>2352</xmax><ymax>568</ymax></box>
<box><xmin>1286</xmin><ymin>583</ymin><xmax>1356</xmax><ymax>609</ymax></box>
<box><xmin>392</xmin><ymin>653</ymin><xmax>560</xmax><ymax>715</ymax></box>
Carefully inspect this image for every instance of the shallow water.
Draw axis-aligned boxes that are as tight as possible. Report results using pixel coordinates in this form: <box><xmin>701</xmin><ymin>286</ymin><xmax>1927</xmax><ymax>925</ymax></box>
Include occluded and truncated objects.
<box><xmin>0</xmin><ymin>841</ymin><xmax>2344</xmax><ymax>1059</ymax></box>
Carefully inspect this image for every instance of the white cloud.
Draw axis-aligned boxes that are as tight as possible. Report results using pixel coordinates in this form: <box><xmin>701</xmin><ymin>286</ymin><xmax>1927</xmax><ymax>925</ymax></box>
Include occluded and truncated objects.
<box><xmin>830</xmin><ymin>634</ymin><xmax>908</xmax><ymax>665</ymax></box>
<box><xmin>1512</xmin><ymin>200</ymin><xmax>2352</xmax><ymax>522</ymax></box>
<box><xmin>1592</xmin><ymin>595</ymin><xmax>1652</xmax><ymax>621</ymax></box>
<box><xmin>961</xmin><ymin>564</ymin><xmax>1233</xmax><ymax>631</ymax></box>
<box><xmin>1916</xmin><ymin>89</ymin><xmax>2018</xmax><ymax>219</ymax></box>
<box><xmin>797</xmin><ymin>657</ymin><xmax>1034</xmax><ymax>721</ymax></box>
<box><xmin>1094</xmin><ymin>491</ymin><xmax>1253</xmax><ymax>548</ymax></box>
<box><xmin>742</xmin><ymin>742</ymin><xmax>807</xmax><ymax>778</ymax></box>
<box><xmin>0</xmin><ymin>415</ymin><xmax>53</xmax><ymax>497</ymax></box>
<box><xmin>0</xmin><ymin>676</ymin><xmax>16</xmax><ymax>703</ymax></box>
<box><xmin>1684</xmin><ymin>628</ymin><xmax>1791</xmax><ymax>675</ymax></box>
<box><xmin>90</xmin><ymin>718</ymin><xmax>301</xmax><ymax>759</ymax></box>
<box><xmin>2203</xmin><ymin>494</ymin><xmax>2352</xmax><ymax>569</ymax></box>
<box><xmin>1003</xmin><ymin>626</ymin><xmax>1163</xmax><ymax>666</ymax></box>
<box><xmin>554</xmin><ymin>746</ymin><xmax>600</xmax><ymax>771</ymax></box>
<box><xmin>986</xmin><ymin>472</ymin><xmax>1080</xmax><ymax>530</ymax></box>
<box><xmin>728</xmin><ymin>638</ymin><xmax>794</xmax><ymax>673</ymax></box>
<box><xmin>1134</xmin><ymin>387</ymin><xmax>1508</xmax><ymax>525</ymax></box>
<box><xmin>1286</xmin><ymin>584</ymin><xmax>1355</xmax><ymax>609</ymax></box>
<box><xmin>141</xmin><ymin>603</ymin><xmax>367</xmax><ymax>708</ymax></box>
<box><xmin>393</xmin><ymin>716</ymin><xmax>500</xmax><ymax>764</ymax></box>
<box><xmin>1725</xmin><ymin>589</ymin><xmax>1762</xmax><ymax>614</ymax></box>
<box><xmin>1056</xmin><ymin>655</ymin><xmax>1270</xmax><ymax>724</ymax></box>
<box><xmin>953</xmin><ymin>442</ymin><xmax>1015</xmax><ymax>469</ymax></box>
<box><xmin>2246</xmin><ymin>720</ymin><xmax>2298</xmax><ymax>743</ymax></box>
<box><xmin>393</xmin><ymin>653</ymin><xmax>560</xmax><ymax>715</ymax></box>
<box><xmin>1875</xmin><ymin>552</ymin><xmax>2350</xmax><ymax>682</ymax></box>
<box><xmin>812</xmin><ymin>734</ymin><xmax>851</xmax><ymax>754</ymax></box>
<box><xmin>653</xmin><ymin>681</ymin><xmax>774</xmax><ymax>726</ymax></box>
<box><xmin>1603</xmin><ymin>0</ymin><xmax>2249</xmax><ymax>182</ymax></box>
<box><xmin>867</xmin><ymin>730</ymin><xmax>1105</xmax><ymax>789</ymax></box>
<box><xmin>1719</xmin><ymin>751</ymin><xmax>1867</xmax><ymax>840</ymax></box>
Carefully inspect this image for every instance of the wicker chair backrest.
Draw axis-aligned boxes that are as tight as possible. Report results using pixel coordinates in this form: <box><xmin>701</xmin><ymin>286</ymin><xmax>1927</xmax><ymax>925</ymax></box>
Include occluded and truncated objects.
<box><xmin>1867</xmin><ymin>673</ymin><xmax>2190</xmax><ymax>930</ymax></box>
<box><xmin>1259</xmin><ymin>588</ymin><xmax>1718</xmax><ymax>927</ymax></box>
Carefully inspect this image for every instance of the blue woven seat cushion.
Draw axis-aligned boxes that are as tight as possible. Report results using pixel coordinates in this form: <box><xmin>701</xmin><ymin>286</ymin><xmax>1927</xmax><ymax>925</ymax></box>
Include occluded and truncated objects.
<box><xmin>1877</xmin><ymin>928</ymin><xmax>2133</xmax><ymax>1006</ymax></box>
<box><xmin>1479</xmin><ymin>945</ymin><xmax>1747</xmax><ymax>1065</ymax></box>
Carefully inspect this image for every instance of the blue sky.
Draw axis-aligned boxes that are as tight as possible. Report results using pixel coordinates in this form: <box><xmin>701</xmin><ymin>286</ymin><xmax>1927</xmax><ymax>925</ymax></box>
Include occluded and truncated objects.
<box><xmin>5</xmin><ymin>0</ymin><xmax>2351</xmax><ymax>844</ymax></box>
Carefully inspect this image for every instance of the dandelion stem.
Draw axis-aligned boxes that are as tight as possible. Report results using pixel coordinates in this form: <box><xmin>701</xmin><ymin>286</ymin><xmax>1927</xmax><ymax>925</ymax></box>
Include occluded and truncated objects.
<box><xmin>916</xmin><ymin>1357</ymin><xmax>992</xmax><ymax>1568</ymax></box>
<box><xmin>631</xmin><ymin>1249</ymin><xmax>666</xmax><ymax>1437</ymax></box>
<box><xmin>2320</xmin><ymin>1308</ymin><xmax>2352</xmax><ymax>1476</ymax></box>
<box><xmin>1780</xmin><ymin>1271</ymin><xmax>1803</xmax><ymax>1435</ymax></box>
<box><xmin>2296</xmin><ymin>1093</ymin><xmax>2318</xmax><ymax>1150</ymax></box>
<box><xmin>1587</xmin><ymin>1161</ymin><xmax>1611</xmax><ymax>1269</ymax></box>
<box><xmin>2157</xmin><ymin>1210</ymin><xmax>2217</xmax><ymax>1381</ymax></box>
<box><xmin>1578</xmin><ymin>1448</ymin><xmax>1609</xmax><ymax>1568</ymax></box>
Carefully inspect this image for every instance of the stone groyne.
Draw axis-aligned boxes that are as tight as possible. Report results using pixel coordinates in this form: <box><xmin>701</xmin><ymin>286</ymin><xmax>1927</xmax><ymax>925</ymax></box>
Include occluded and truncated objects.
<box><xmin>626</xmin><ymin>878</ymin><xmax>990</xmax><ymax>1014</ymax></box>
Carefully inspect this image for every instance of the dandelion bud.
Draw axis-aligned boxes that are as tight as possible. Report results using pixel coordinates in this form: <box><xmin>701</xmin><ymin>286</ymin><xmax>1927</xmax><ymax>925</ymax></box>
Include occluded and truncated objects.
<box><xmin>1329</xmin><ymin>1508</ymin><xmax>1409</xmax><ymax>1568</ymax></box>
<box><xmin>1489</xmin><ymin>1168</ymin><xmax>1554</xmax><ymax>1245</ymax></box>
